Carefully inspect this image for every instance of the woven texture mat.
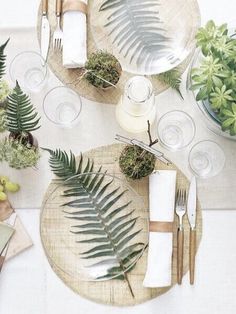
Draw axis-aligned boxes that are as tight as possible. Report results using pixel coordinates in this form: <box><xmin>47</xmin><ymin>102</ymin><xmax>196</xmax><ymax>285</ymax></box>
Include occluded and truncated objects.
<box><xmin>41</xmin><ymin>144</ymin><xmax>202</xmax><ymax>306</ymax></box>
<box><xmin>37</xmin><ymin>0</ymin><xmax>200</xmax><ymax>104</ymax></box>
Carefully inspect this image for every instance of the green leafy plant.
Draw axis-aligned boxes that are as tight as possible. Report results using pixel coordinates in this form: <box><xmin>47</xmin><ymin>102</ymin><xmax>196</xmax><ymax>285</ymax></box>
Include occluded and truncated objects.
<box><xmin>0</xmin><ymin>40</ymin><xmax>10</xmax><ymax>133</ymax></box>
<box><xmin>0</xmin><ymin>138</ymin><xmax>40</xmax><ymax>169</ymax></box>
<box><xmin>0</xmin><ymin>39</ymin><xmax>9</xmax><ymax>80</ymax></box>
<box><xmin>6</xmin><ymin>81</ymin><xmax>40</xmax><ymax>134</ymax></box>
<box><xmin>99</xmin><ymin>0</ymin><xmax>169</xmax><ymax>69</ymax></box>
<box><xmin>0</xmin><ymin>82</ymin><xmax>41</xmax><ymax>169</ymax></box>
<box><xmin>45</xmin><ymin>148</ymin><xmax>146</xmax><ymax>297</ymax></box>
<box><xmin>85</xmin><ymin>51</ymin><xmax>122</xmax><ymax>89</ymax></box>
<box><xmin>220</xmin><ymin>103</ymin><xmax>236</xmax><ymax>135</ymax></box>
<box><xmin>0</xmin><ymin>109</ymin><xmax>6</xmax><ymax>133</ymax></box>
<box><xmin>156</xmin><ymin>68</ymin><xmax>183</xmax><ymax>99</ymax></box>
<box><xmin>191</xmin><ymin>20</ymin><xmax>236</xmax><ymax>135</ymax></box>
<box><xmin>195</xmin><ymin>20</ymin><xmax>228</xmax><ymax>56</ymax></box>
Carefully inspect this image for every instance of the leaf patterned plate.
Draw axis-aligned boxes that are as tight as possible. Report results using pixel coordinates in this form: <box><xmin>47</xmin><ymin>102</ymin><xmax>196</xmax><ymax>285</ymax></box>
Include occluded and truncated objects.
<box><xmin>90</xmin><ymin>0</ymin><xmax>200</xmax><ymax>75</ymax></box>
<box><xmin>41</xmin><ymin>172</ymin><xmax>148</xmax><ymax>282</ymax></box>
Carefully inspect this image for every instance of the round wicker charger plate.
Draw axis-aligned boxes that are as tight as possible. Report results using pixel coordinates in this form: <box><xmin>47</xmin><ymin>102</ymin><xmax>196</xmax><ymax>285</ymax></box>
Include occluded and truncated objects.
<box><xmin>40</xmin><ymin>143</ymin><xmax>202</xmax><ymax>306</ymax></box>
<box><xmin>37</xmin><ymin>0</ymin><xmax>200</xmax><ymax>104</ymax></box>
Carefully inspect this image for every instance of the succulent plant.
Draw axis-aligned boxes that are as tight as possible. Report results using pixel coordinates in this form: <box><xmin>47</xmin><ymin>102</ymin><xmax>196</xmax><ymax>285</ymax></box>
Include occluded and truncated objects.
<box><xmin>85</xmin><ymin>51</ymin><xmax>122</xmax><ymax>89</ymax></box>
<box><xmin>191</xmin><ymin>20</ymin><xmax>236</xmax><ymax>135</ymax></box>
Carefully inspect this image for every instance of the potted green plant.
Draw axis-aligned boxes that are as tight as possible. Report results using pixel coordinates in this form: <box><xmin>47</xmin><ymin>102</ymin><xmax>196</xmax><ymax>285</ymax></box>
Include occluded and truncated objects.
<box><xmin>190</xmin><ymin>20</ymin><xmax>236</xmax><ymax>136</ymax></box>
<box><xmin>0</xmin><ymin>39</ymin><xmax>11</xmax><ymax>133</ymax></box>
<box><xmin>119</xmin><ymin>121</ymin><xmax>158</xmax><ymax>180</ymax></box>
<box><xmin>84</xmin><ymin>51</ymin><xmax>122</xmax><ymax>89</ymax></box>
<box><xmin>0</xmin><ymin>82</ymin><xmax>41</xmax><ymax>169</ymax></box>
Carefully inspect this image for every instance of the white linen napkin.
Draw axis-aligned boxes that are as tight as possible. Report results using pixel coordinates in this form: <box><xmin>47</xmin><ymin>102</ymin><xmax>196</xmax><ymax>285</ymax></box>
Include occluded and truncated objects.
<box><xmin>63</xmin><ymin>0</ymin><xmax>88</xmax><ymax>68</ymax></box>
<box><xmin>143</xmin><ymin>170</ymin><xmax>177</xmax><ymax>287</ymax></box>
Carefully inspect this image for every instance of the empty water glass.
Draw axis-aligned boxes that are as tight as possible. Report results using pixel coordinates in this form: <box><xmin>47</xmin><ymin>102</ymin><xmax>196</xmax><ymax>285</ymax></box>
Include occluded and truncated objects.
<box><xmin>189</xmin><ymin>140</ymin><xmax>225</xmax><ymax>178</ymax></box>
<box><xmin>43</xmin><ymin>86</ymin><xmax>82</xmax><ymax>128</ymax></box>
<box><xmin>157</xmin><ymin>110</ymin><xmax>195</xmax><ymax>151</ymax></box>
<box><xmin>9</xmin><ymin>51</ymin><xmax>48</xmax><ymax>93</ymax></box>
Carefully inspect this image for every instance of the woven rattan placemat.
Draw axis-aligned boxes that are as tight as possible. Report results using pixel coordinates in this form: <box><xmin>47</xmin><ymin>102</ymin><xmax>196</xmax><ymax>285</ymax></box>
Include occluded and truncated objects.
<box><xmin>40</xmin><ymin>143</ymin><xmax>202</xmax><ymax>306</ymax></box>
<box><xmin>37</xmin><ymin>0</ymin><xmax>200</xmax><ymax>104</ymax></box>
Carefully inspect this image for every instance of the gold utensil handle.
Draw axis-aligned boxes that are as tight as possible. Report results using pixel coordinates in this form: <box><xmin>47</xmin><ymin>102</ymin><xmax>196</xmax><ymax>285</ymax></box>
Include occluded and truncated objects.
<box><xmin>56</xmin><ymin>0</ymin><xmax>62</xmax><ymax>16</ymax></box>
<box><xmin>189</xmin><ymin>228</ymin><xmax>196</xmax><ymax>285</ymax></box>
<box><xmin>0</xmin><ymin>255</ymin><xmax>5</xmax><ymax>272</ymax></box>
<box><xmin>42</xmin><ymin>0</ymin><xmax>48</xmax><ymax>15</ymax></box>
<box><xmin>177</xmin><ymin>228</ymin><xmax>184</xmax><ymax>284</ymax></box>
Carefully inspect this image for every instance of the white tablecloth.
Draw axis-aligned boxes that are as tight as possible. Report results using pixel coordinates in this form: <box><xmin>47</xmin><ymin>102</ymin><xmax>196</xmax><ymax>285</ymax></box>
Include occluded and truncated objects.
<box><xmin>1</xmin><ymin>0</ymin><xmax>236</xmax><ymax>313</ymax></box>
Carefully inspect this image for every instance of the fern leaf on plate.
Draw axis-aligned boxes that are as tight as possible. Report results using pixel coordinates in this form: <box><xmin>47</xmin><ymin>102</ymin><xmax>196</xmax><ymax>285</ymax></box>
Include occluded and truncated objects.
<box><xmin>6</xmin><ymin>82</ymin><xmax>40</xmax><ymax>133</ymax></box>
<box><xmin>45</xmin><ymin>148</ymin><xmax>146</xmax><ymax>296</ymax></box>
<box><xmin>0</xmin><ymin>39</ymin><xmax>9</xmax><ymax>80</ymax></box>
<box><xmin>100</xmin><ymin>0</ymin><xmax>170</xmax><ymax>70</ymax></box>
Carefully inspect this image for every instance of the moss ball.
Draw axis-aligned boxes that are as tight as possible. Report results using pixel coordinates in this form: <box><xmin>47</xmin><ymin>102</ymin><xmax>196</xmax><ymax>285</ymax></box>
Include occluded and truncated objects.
<box><xmin>119</xmin><ymin>145</ymin><xmax>156</xmax><ymax>180</ymax></box>
<box><xmin>85</xmin><ymin>51</ymin><xmax>122</xmax><ymax>89</ymax></box>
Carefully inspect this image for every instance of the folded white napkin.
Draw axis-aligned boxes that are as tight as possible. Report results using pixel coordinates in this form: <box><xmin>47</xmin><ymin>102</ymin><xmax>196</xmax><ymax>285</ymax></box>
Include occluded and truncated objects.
<box><xmin>63</xmin><ymin>0</ymin><xmax>88</xmax><ymax>68</ymax></box>
<box><xmin>143</xmin><ymin>170</ymin><xmax>177</xmax><ymax>287</ymax></box>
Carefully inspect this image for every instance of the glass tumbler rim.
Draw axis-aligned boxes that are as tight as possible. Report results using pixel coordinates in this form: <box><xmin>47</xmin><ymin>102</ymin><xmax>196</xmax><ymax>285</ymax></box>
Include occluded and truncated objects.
<box><xmin>9</xmin><ymin>50</ymin><xmax>48</xmax><ymax>86</ymax></box>
<box><xmin>125</xmin><ymin>76</ymin><xmax>153</xmax><ymax>104</ymax></box>
<box><xmin>43</xmin><ymin>85</ymin><xmax>82</xmax><ymax>126</ymax></box>
<box><xmin>157</xmin><ymin>110</ymin><xmax>196</xmax><ymax>151</ymax></box>
<box><xmin>188</xmin><ymin>139</ymin><xmax>226</xmax><ymax>178</ymax></box>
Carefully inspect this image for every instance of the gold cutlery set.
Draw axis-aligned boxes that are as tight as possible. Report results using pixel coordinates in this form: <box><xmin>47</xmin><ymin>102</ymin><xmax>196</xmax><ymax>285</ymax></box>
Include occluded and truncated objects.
<box><xmin>175</xmin><ymin>176</ymin><xmax>197</xmax><ymax>285</ymax></box>
<box><xmin>41</xmin><ymin>0</ymin><xmax>63</xmax><ymax>62</ymax></box>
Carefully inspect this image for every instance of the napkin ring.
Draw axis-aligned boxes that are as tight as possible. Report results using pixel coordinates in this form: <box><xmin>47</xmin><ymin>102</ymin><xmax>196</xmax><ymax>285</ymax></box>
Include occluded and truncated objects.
<box><xmin>63</xmin><ymin>0</ymin><xmax>88</xmax><ymax>15</ymax></box>
<box><xmin>149</xmin><ymin>221</ymin><xmax>173</xmax><ymax>233</ymax></box>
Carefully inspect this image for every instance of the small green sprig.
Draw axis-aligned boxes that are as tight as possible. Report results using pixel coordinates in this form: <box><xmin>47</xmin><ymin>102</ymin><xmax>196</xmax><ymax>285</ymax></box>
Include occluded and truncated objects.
<box><xmin>156</xmin><ymin>68</ymin><xmax>183</xmax><ymax>99</ymax></box>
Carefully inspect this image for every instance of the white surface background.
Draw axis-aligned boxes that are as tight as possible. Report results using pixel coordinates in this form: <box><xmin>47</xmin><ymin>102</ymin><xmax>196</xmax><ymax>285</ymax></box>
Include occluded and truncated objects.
<box><xmin>1</xmin><ymin>0</ymin><xmax>236</xmax><ymax>313</ymax></box>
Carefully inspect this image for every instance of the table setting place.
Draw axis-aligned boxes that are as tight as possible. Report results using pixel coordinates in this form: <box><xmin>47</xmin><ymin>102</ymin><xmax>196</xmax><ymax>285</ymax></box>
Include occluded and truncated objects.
<box><xmin>0</xmin><ymin>0</ymin><xmax>236</xmax><ymax>310</ymax></box>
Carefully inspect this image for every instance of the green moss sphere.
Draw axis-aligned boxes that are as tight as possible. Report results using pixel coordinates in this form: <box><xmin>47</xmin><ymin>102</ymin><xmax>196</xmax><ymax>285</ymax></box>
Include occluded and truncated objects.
<box><xmin>85</xmin><ymin>51</ymin><xmax>122</xmax><ymax>89</ymax></box>
<box><xmin>119</xmin><ymin>145</ymin><xmax>156</xmax><ymax>180</ymax></box>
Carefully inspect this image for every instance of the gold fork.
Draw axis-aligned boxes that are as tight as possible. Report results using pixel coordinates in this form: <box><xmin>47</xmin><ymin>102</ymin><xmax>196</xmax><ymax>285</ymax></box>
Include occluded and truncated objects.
<box><xmin>175</xmin><ymin>189</ymin><xmax>187</xmax><ymax>284</ymax></box>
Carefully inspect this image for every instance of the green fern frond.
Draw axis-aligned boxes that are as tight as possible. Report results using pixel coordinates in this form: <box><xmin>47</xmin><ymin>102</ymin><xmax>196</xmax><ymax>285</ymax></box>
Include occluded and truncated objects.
<box><xmin>43</xmin><ymin>148</ymin><xmax>90</xmax><ymax>181</ymax></box>
<box><xmin>45</xmin><ymin>148</ymin><xmax>145</xmax><ymax>296</ymax></box>
<box><xmin>0</xmin><ymin>39</ymin><xmax>9</xmax><ymax>80</ymax></box>
<box><xmin>156</xmin><ymin>68</ymin><xmax>183</xmax><ymax>99</ymax></box>
<box><xmin>5</xmin><ymin>81</ymin><xmax>40</xmax><ymax>133</ymax></box>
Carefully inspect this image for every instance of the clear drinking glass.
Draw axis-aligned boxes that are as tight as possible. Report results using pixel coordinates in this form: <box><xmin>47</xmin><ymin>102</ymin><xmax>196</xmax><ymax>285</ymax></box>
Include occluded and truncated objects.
<box><xmin>43</xmin><ymin>86</ymin><xmax>82</xmax><ymax>128</ymax></box>
<box><xmin>9</xmin><ymin>51</ymin><xmax>48</xmax><ymax>92</ymax></box>
<box><xmin>157</xmin><ymin>110</ymin><xmax>195</xmax><ymax>151</ymax></box>
<box><xmin>116</xmin><ymin>76</ymin><xmax>156</xmax><ymax>133</ymax></box>
<box><xmin>189</xmin><ymin>141</ymin><xmax>225</xmax><ymax>178</ymax></box>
